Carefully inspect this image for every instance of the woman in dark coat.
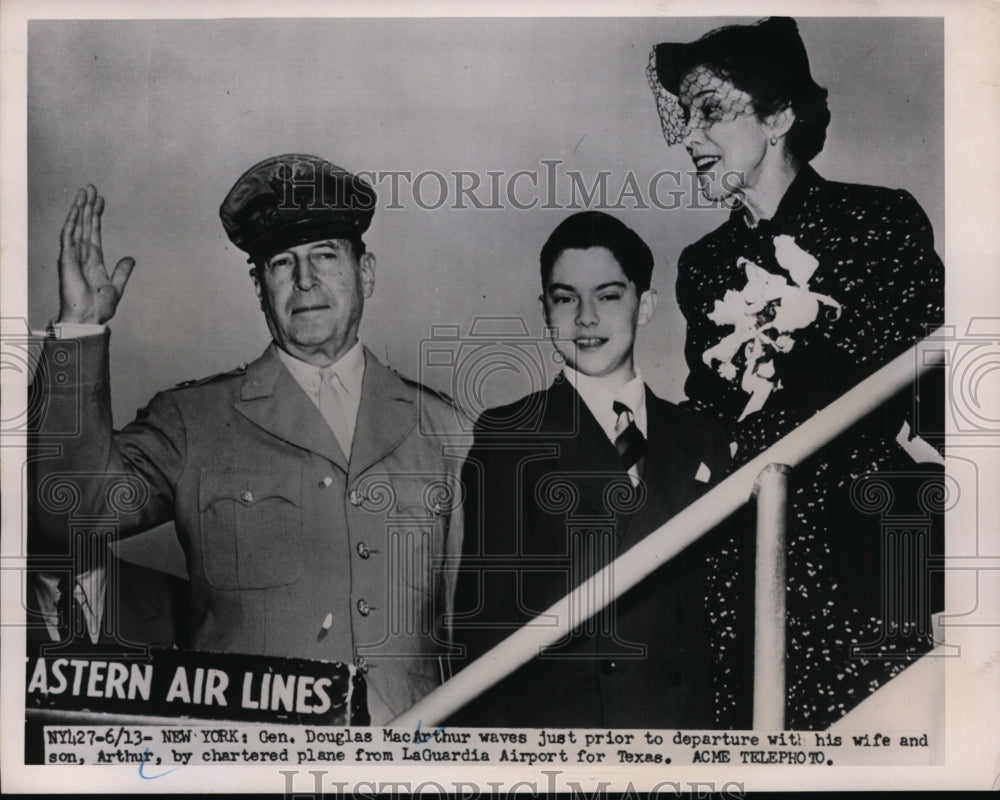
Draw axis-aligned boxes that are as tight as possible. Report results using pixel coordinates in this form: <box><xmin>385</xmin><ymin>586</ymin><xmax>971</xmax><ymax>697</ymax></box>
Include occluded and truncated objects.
<box><xmin>647</xmin><ymin>17</ymin><xmax>945</xmax><ymax>729</ymax></box>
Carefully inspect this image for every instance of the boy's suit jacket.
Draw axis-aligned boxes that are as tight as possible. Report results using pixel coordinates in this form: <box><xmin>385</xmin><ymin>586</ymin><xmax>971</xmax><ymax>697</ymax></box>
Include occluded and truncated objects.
<box><xmin>451</xmin><ymin>375</ymin><xmax>730</xmax><ymax>728</ymax></box>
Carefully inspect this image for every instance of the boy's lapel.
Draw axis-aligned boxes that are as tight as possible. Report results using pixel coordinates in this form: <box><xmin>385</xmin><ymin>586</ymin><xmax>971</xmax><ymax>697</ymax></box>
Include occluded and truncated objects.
<box><xmin>537</xmin><ymin>380</ymin><xmax>712</xmax><ymax>546</ymax></box>
<box><xmin>621</xmin><ymin>389</ymin><xmax>701</xmax><ymax>547</ymax></box>
<box><xmin>542</xmin><ymin>379</ymin><xmax>633</xmax><ymax>528</ymax></box>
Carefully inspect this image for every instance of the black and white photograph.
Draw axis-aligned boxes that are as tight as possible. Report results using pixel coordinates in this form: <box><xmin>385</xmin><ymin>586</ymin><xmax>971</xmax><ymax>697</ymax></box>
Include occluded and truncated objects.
<box><xmin>1</xmin><ymin>0</ymin><xmax>998</xmax><ymax>795</ymax></box>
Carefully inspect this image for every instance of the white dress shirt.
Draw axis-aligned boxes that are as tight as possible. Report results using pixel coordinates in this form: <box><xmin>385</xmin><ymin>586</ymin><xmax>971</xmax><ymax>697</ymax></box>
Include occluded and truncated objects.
<box><xmin>276</xmin><ymin>339</ymin><xmax>366</xmax><ymax>460</ymax></box>
<box><xmin>563</xmin><ymin>366</ymin><xmax>647</xmax><ymax>485</ymax></box>
<box><xmin>562</xmin><ymin>365</ymin><xmax>648</xmax><ymax>441</ymax></box>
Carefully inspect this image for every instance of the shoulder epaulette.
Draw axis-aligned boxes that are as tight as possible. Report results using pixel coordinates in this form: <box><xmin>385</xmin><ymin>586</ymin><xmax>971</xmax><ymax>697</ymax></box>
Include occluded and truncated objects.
<box><xmin>173</xmin><ymin>362</ymin><xmax>248</xmax><ymax>389</ymax></box>
<box><xmin>396</xmin><ymin>372</ymin><xmax>456</xmax><ymax>406</ymax></box>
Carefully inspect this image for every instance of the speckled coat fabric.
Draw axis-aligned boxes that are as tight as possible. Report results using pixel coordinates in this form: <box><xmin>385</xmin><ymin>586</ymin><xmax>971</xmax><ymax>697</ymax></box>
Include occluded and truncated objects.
<box><xmin>676</xmin><ymin>166</ymin><xmax>945</xmax><ymax>729</ymax></box>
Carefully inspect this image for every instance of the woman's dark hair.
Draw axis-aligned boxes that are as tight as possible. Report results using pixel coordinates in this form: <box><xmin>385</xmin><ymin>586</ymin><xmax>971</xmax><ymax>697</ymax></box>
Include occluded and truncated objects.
<box><xmin>540</xmin><ymin>211</ymin><xmax>654</xmax><ymax>293</ymax></box>
<box><xmin>653</xmin><ymin>17</ymin><xmax>831</xmax><ymax>164</ymax></box>
<box><xmin>698</xmin><ymin>53</ymin><xmax>831</xmax><ymax>165</ymax></box>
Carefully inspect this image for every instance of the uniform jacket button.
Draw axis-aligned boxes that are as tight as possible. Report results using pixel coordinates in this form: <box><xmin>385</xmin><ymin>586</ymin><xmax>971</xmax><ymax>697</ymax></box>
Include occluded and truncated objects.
<box><xmin>356</xmin><ymin>656</ymin><xmax>369</xmax><ymax>673</ymax></box>
<box><xmin>356</xmin><ymin>542</ymin><xmax>371</xmax><ymax>559</ymax></box>
<box><xmin>349</xmin><ymin>489</ymin><xmax>362</xmax><ymax>506</ymax></box>
<box><xmin>357</xmin><ymin>598</ymin><xmax>371</xmax><ymax>616</ymax></box>
<box><xmin>240</xmin><ymin>490</ymin><xmax>253</xmax><ymax>503</ymax></box>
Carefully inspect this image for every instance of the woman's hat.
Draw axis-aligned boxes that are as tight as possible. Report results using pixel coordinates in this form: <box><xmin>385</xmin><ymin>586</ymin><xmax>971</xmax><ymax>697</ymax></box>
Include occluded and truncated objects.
<box><xmin>647</xmin><ymin>17</ymin><xmax>825</xmax><ymax>146</ymax></box>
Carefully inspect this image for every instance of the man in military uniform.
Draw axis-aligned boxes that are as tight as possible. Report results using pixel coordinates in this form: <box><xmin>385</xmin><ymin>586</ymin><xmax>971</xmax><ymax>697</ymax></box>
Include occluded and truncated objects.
<box><xmin>29</xmin><ymin>155</ymin><xmax>466</xmax><ymax>723</ymax></box>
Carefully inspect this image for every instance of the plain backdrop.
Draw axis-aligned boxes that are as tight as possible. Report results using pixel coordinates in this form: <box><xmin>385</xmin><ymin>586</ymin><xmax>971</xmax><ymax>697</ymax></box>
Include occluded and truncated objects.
<box><xmin>27</xmin><ymin>16</ymin><xmax>943</xmax><ymax>423</ymax></box>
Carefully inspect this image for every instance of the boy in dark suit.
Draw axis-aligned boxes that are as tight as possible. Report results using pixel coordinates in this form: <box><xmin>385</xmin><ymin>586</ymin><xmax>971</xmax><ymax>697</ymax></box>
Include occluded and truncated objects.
<box><xmin>451</xmin><ymin>211</ymin><xmax>731</xmax><ymax>728</ymax></box>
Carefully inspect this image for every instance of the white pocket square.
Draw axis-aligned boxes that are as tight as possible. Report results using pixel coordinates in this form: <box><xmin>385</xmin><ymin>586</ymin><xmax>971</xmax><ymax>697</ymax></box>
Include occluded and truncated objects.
<box><xmin>695</xmin><ymin>462</ymin><xmax>712</xmax><ymax>483</ymax></box>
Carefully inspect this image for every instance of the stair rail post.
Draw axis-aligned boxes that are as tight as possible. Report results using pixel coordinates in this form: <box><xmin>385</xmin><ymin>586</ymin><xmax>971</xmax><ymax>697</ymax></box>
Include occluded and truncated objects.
<box><xmin>753</xmin><ymin>463</ymin><xmax>790</xmax><ymax>730</ymax></box>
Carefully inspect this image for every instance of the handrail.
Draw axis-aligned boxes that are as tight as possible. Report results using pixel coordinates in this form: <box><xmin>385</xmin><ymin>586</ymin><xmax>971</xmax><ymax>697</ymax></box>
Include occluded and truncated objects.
<box><xmin>390</xmin><ymin>330</ymin><xmax>946</xmax><ymax>727</ymax></box>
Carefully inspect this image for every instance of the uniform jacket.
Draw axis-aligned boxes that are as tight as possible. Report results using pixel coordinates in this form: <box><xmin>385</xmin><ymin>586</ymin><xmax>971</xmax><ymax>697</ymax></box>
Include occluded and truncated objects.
<box><xmin>29</xmin><ymin>331</ymin><xmax>467</xmax><ymax>723</ymax></box>
<box><xmin>449</xmin><ymin>377</ymin><xmax>730</xmax><ymax>728</ymax></box>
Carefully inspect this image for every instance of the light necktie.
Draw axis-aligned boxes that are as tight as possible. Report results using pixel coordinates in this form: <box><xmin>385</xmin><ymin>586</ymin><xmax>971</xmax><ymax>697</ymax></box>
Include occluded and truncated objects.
<box><xmin>318</xmin><ymin>368</ymin><xmax>353</xmax><ymax>460</ymax></box>
<box><xmin>613</xmin><ymin>400</ymin><xmax>646</xmax><ymax>481</ymax></box>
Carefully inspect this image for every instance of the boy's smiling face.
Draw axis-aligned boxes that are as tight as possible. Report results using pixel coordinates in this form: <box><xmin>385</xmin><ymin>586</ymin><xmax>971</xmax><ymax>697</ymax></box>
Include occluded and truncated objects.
<box><xmin>542</xmin><ymin>246</ymin><xmax>657</xmax><ymax>387</ymax></box>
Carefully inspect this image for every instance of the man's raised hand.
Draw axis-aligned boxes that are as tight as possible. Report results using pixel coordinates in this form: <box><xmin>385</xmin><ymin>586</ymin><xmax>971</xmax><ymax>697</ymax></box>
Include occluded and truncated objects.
<box><xmin>56</xmin><ymin>185</ymin><xmax>136</xmax><ymax>324</ymax></box>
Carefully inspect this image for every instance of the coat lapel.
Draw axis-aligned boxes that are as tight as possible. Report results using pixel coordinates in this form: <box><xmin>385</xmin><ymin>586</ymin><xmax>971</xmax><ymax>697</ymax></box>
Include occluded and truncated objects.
<box><xmin>622</xmin><ymin>389</ymin><xmax>696</xmax><ymax>546</ymax></box>
<box><xmin>542</xmin><ymin>379</ymin><xmax>629</xmax><ymax>525</ymax></box>
<box><xmin>235</xmin><ymin>345</ymin><xmax>348</xmax><ymax>471</ymax></box>
<box><xmin>348</xmin><ymin>348</ymin><xmax>418</xmax><ymax>479</ymax></box>
<box><xmin>234</xmin><ymin>345</ymin><xmax>419</xmax><ymax>476</ymax></box>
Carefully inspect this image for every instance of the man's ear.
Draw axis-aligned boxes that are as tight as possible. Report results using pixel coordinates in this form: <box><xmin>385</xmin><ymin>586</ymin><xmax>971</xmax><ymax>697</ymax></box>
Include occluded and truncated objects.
<box><xmin>359</xmin><ymin>252</ymin><xmax>376</xmax><ymax>298</ymax></box>
<box><xmin>250</xmin><ymin>267</ymin><xmax>265</xmax><ymax>310</ymax></box>
<box><xmin>637</xmin><ymin>288</ymin><xmax>658</xmax><ymax>326</ymax></box>
<box><xmin>766</xmin><ymin>105</ymin><xmax>796</xmax><ymax>140</ymax></box>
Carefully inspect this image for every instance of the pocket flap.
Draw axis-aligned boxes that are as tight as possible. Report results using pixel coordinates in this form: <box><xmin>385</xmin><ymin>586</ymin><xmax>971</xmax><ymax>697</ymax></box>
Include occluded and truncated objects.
<box><xmin>199</xmin><ymin>469</ymin><xmax>301</xmax><ymax>511</ymax></box>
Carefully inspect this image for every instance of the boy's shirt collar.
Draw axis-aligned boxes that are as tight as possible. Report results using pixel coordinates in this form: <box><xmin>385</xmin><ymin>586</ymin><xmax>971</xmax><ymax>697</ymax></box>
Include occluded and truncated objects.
<box><xmin>562</xmin><ymin>365</ymin><xmax>647</xmax><ymax>442</ymax></box>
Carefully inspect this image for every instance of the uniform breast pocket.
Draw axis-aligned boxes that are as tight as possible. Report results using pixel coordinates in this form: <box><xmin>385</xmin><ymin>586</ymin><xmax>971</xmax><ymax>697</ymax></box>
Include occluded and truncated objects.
<box><xmin>198</xmin><ymin>468</ymin><xmax>303</xmax><ymax>590</ymax></box>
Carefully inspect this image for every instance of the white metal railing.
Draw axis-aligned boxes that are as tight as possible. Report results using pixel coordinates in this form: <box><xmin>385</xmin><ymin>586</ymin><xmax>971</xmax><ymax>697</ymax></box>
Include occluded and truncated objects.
<box><xmin>390</xmin><ymin>330</ymin><xmax>945</xmax><ymax>728</ymax></box>
<box><xmin>753</xmin><ymin>463</ymin><xmax>789</xmax><ymax>729</ymax></box>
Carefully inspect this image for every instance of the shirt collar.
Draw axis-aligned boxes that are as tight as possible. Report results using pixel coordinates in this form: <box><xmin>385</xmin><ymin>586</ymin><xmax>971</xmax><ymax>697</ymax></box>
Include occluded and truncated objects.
<box><xmin>562</xmin><ymin>366</ymin><xmax>647</xmax><ymax>440</ymax></box>
<box><xmin>275</xmin><ymin>339</ymin><xmax>366</xmax><ymax>397</ymax></box>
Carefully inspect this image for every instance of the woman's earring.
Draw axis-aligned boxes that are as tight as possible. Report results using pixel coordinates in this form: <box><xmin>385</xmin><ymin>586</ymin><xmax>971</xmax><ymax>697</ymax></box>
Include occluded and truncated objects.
<box><xmin>769</xmin><ymin>136</ymin><xmax>778</xmax><ymax>146</ymax></box>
